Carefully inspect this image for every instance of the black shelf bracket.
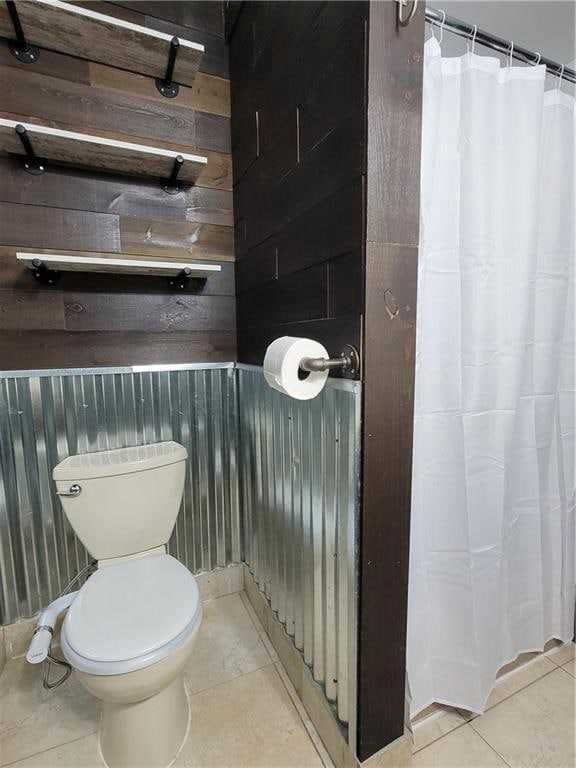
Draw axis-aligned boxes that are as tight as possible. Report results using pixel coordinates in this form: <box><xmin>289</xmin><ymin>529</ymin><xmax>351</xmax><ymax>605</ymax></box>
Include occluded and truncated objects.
<box><xmin>6</xmin><ymin>1</ymin><xmax>40</xmax><ymax>63</ymax></box>
<box><xmin>162</xmin><ymin>154</ymin><xmax>184</xmax><ymax>194</ymax></box>
<box><xmin>15</xmin><ymin>124</ymin><xmax>45</xmax><ymax>175</ymax></box>
<box><xmin>30</xmin><ymin>259</ymin><xmax>61</xmax><ymax>286</ymax></box>
<box><xmin>167</xmin><ymin>267</ymin><xmax>193</xmax><ymax>290</ymax></box>
<box><xmin>155</xmin><ymin>37</ymin><xmax>180</xmax><ymax>98</ymax></box>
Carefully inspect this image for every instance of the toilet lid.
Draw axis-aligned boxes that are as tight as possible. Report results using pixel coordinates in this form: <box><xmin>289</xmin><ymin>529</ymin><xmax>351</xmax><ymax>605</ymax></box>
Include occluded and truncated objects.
<box><xmin>63</xmin><ymin>554</ymin><xmax>201</xmax><ymax>663</ymax></box>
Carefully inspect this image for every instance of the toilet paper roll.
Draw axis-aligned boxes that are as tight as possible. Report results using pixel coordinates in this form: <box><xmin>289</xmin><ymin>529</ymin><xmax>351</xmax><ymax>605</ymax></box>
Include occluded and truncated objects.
<box><xmin>263</xmin><ymin>336</ymin><xmax>329</xmax><ymax>400</ymax></box>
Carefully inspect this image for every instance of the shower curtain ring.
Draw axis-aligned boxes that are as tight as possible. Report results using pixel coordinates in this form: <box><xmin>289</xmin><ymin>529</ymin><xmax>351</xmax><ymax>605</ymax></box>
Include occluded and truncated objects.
<box><xmin>507</xmin><ymin>40</ymin><xmax>514</xmax><ymax>66</ymax></box>
<box><xmin>556</xmin><ymin>63</ymin><xmax>565</xmax><ymax>89</ymax></box>
<box><xmin>468</xmin><ymin>24</ymin><xmax>477</xmax><ymax>54</ymax></box>
<box><xmin>532</xmin><ymin>51</ymin><xmax>542</xmax><ymax>66</ymax></box>
<box><xmin>438</xmin><ymin>10</ymin><xmax>446</xmax><ymax>44</ymax></box>
<box><xmin>397</xmin><ymin>0</ymin><xmax>418</xmax><ymax>28</ymax></box>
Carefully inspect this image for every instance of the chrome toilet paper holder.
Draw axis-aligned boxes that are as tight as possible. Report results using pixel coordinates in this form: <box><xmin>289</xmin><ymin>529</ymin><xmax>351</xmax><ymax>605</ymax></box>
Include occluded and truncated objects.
<box><xmin>300</xmin><ymin>344</ymin><xmax>359</xmax><ymax>377</ymax></box>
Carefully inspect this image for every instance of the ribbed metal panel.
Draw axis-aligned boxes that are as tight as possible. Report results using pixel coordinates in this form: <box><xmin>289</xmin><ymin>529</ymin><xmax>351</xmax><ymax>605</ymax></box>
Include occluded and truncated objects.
<box><xmin>237</xmin><ymin>367</ymin><xmax>360</xmax><ymax>727</ymax></box>
<box><xmin>0</xmin><ymin>366</ymin><xmax>240</xmax><ymax>625</ymax></box>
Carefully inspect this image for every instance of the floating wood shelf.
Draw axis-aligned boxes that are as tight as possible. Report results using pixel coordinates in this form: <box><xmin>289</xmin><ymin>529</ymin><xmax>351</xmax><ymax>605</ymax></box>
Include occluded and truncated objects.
<box><xmin>0</xmin><ymin>118</ymin><xmax>208</xmax><ymax>186</ymax></box>
<box><xmin>18</xmin><ymin>252</ymin><xmax>221</xmax><ymax>289</ymax></box>
<box><xmin>17</xmin><ymin>253</ymin><xmax>222</xmax><ymax>286</ymax></box>
<box><xmin>0</xmin><ymin>0</ymin><xmax>204</xmax><ymax>89</ymax></box>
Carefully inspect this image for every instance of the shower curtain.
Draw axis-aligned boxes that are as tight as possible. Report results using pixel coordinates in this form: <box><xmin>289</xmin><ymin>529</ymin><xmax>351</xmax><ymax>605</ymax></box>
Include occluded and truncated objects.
<box><xmin>407</xmin><ymin>37</ymin><xmax>575</xmax><ymax>716</ymax></box>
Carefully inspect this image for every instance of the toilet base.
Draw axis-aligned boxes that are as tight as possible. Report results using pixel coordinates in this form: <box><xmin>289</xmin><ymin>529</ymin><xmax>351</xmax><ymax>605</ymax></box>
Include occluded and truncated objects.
<box><xmin>99</xmin><ymin>676</ymin><xmax>190</xmax><ymax>768</ymax></box>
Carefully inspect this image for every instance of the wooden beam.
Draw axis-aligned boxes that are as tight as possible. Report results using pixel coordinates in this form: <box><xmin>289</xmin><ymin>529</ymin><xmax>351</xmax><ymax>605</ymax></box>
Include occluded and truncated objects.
<box><xmin>357</xmin><ymin>1</ymin><xmax>425</xmax><ymax>761</ymax></box>
<box><xmin>0</xmin><ymin>0</ymin><xmax>204</xmax><ymax>86</ymax></box>
<box><xmin>0</xmin><ymin>118</ymin><xmax>207</xmax><ymax>184</ymax></box>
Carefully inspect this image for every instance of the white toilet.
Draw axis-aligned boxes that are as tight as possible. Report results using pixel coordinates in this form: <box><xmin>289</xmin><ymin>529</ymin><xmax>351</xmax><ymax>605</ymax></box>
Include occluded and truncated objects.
<box><xmin>52</xmin><ymin>441</ymin><xmax>202</xmax><ymax>768</ymax></box>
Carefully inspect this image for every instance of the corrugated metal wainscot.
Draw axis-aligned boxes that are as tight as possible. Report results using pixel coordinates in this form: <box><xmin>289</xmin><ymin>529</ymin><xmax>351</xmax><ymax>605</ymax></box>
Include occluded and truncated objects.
<box><xmin>0</xmin><ymin>364</ymin><xmax>240</xmax><ymax>625</ymax></box>
<box><xmin>237</xmin><ymin>365</ymin><xmax>360</xmax><ymax>729</ymax></box>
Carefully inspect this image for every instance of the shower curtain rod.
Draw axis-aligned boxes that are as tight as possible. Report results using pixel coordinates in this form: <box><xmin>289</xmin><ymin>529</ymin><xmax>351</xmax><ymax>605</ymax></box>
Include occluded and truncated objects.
<box><xmin>425</xmin><ymin>6</ymin><xmax>576</xmax><ymax>84</ymax></box>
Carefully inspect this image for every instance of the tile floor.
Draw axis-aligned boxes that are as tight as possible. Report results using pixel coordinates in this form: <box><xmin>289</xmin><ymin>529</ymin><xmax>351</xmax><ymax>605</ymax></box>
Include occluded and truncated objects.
<box><xmin>0</xmin><ymin>592</ymin><xmax>330</xmax><ymax>768</ymax></box>
<box><xmin>411</xmin><ymin>641</ymin><xmax>576</xmax><ymax>768</ymax></box>
<box><xmin>0</xmin><ymin>593</ymin><xmax>574</xmax><ymax>768</ymax></box>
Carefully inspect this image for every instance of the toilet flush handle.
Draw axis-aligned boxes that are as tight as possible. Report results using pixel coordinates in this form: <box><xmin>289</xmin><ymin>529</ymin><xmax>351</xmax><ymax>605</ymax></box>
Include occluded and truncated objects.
<box><xmin>56</xmin><ymin>483</ymin><xmax>82</xmax><ymax>497</ymax></box>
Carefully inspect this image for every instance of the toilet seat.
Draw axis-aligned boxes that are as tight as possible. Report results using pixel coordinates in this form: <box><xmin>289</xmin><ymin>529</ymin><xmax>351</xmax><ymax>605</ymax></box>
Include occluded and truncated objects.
<box><xmin>61</xmin><ymin>554</ymin><xmax>202</xmax><ymax>676</ymax></box>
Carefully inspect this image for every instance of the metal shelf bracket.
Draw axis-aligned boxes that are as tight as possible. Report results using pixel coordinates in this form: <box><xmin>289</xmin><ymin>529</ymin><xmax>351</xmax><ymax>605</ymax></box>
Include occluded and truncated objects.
<box><xmin>162</xmin><ymin>154</ymin><xmax>185</xmax><ymax>194</ymax></box>
<box><xmin>6</xmin><ymin>0</ymin><xmax>40</xmax><ymax>63</ymax></box>
<box><xmin>30</xmin><ymin>259</ymin><xmax>61</xmax><ymax>286</ymax></box>
<box><xmin>15</xmin><ymin>124</ymin><xmax>45</xmax><ymax>175</ymax></box>
<box><xmin>155</xmin><ymin>37</ymin><xmax>180</xmax><ymax>98</ymax></box>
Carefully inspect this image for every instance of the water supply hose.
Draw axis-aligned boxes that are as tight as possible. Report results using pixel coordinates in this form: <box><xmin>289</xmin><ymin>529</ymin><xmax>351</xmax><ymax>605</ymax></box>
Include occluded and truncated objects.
<box><xmin>26</xmin><ymin>560</ymin><xmax>97</xmax><ymax>689</ymax></box>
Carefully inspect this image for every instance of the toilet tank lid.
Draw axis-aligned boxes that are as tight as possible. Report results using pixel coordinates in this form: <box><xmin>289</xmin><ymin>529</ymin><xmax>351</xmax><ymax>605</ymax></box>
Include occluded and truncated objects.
<box><xmin>52</xmin><ymin>441</ymin><xmax>188</xmax><ymax>481</ymax></box>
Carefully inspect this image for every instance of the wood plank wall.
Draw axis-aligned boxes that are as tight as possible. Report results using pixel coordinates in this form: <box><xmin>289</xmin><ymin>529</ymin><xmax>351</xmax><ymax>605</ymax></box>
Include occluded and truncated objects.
<box><xmin>0</xmin><ymin>1</ymin><xmax>235</xmax><ymax>370</ymax></box>
<box><xmin>357</xmin><ymin>2</ymin><xmax>425</xmax><ymax>760</ymax></box>
<box><xmin>227</xmin><ymin>1</ymin><xmax>367</xmax><ymax>369</ymax></box>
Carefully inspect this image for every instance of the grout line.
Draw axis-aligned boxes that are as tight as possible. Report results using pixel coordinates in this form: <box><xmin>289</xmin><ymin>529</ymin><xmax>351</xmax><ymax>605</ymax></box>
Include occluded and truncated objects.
<box><xmin>272</xmin><ymin>661</ymin><xmax>335</xmax><ymax>768</ymax></box>
<box><xmin>471</xmin><ymin>726</ymin><xmax>515</xmax><ymax>768</ymax></box>
<box><xmin>412</xmin><ymin>661</ymin><xmax>562</xmax><ymax>755</ymax></box>
<box><xmin>467</xmin><ymin>665</ymin><xmax>559</xmax><ymax>726</ymax></box>
<box><xmin>239</xmin><ymin>590</ymin><xmax>333</xmax><ymax>767</ymax></box>
<box><xmin>239</xmin><ymin>590</ymin><xmax>279</xmax><ymax>663</ymax></box>
<box><xmin>1</xmin><ymin>729</ymin><xmax>99</xmax><ymax>768</ymax></box>
<box><xmin>412</xmin><ymin>715</ymin><xmax>470</xmax><ymax>754</ymax></box>
<box><xmin>558</xmin><ymin>663</ymin><xmax>575</xmax><ymax>679</ymax></box>
<box><xmin>544</xmin><ymin>643</ymin><xmax>575</xmax><ymax>668</ymax></box>
<box><xmin>185</xmin><ymin>660</ymin><xmax>277</xmax><ymax>703</ymax></box>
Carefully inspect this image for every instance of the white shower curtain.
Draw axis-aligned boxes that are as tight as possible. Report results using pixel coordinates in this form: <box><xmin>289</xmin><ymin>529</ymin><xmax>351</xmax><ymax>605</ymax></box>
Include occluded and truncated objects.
<box><xmin>407</xmin><ymin>37</ymin><xmax>576</xmax><ymax>716</ymax></box>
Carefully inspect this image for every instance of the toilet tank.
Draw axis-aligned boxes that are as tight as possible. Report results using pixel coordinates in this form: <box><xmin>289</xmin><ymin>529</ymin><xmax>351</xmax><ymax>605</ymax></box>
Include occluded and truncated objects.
<box><xmin>53</xmin><ymin>441</ymin><xmax>187</xmax><ymax>561</ymax></box>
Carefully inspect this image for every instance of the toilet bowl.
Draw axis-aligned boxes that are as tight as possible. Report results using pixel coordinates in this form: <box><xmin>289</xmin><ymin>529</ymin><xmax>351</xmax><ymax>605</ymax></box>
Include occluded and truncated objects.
<box><xmin>52</xmin><ymin>442</ymin><xmax>202</xmax><ymax>768</ymax></box>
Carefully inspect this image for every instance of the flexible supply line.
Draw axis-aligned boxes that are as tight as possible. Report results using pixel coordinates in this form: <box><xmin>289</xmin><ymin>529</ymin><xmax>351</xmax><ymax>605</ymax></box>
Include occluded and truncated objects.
<box><xmin>26</xmin><ymin>560</ymin><xmax>97</xmax><ymax>689</ymax></box>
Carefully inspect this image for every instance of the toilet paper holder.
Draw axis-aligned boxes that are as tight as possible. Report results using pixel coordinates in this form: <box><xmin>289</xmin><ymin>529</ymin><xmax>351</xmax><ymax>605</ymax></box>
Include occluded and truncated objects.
<box><xmin>300</xmin><ymin>344</ymin><xmax>359</xmax><ymax>377</ymax></box>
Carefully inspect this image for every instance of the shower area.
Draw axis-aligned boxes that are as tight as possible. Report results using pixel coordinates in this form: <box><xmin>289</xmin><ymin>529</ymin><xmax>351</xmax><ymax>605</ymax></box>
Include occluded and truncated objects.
<box><xmin>407</xmin><ymin>2</ymin><xmax>575</xmax><ymax>722</ymax></box>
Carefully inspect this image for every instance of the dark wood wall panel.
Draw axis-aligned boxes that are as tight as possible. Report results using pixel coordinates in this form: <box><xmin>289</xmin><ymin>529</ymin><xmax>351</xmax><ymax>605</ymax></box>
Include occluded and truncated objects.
<box><xmin>107</xmin><ymin>1</ymin><xmax>229</xmax><ymax>78</ymax></box>
<box><xmin>0</xmin><ymin>330</ymin><xmax>235</xmax><ymax>370</ymax></box>
<box><xmin>0</xmin><ymin>159</ymin><xmax>233</xmax><ymax>225</ymax></box>
<box><xmin>236</xmin><ymin>316</ymin><xmax>362</xmax><ymax>372</ymax></box>
<box><xmin>228</xmin><ymin>1</ymin><xmax>367</xmax><ymax>368</ymax></box>
<box><xmin>0</xmin><ymin>202</ymin><xmax>121</xmax><ymax>252</ymax></box>
<box><xmin>0</xmin><ymin>66</ymin><xmax>230</xmax><ymax>155</ymax></box>
<box><xmin>0</xmin><ymin>2</ymin><xmax>234</xmax><ymax>370</ymax></box>
<box><xmin>357</xmin><ymin>2</ymin><xmax>425</xmax><ymax>761</ymax></box>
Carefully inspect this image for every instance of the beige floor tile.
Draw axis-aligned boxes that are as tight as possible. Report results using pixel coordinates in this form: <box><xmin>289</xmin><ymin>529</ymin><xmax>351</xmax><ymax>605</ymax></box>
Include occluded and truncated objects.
<box><xmin>3</xmin><ymin>618</ymin><xmax>36</xmax><ymax>660</ymax></box>
<box><xmin>411</xmin><ymin>724</ymin><xmax>507</xmax><ymax>767</ymax></box>
<box><xmin>0</xmin><ymin>657</ymin><xmax>99</xmax><ymax>766</ymax></box>
<box><xmin>482</xmin><ymin>655</ymin><xmax>557</xmax><ymax>711</ymax></box>
<box><xmin>5</xmin><ymin>733</ymin><xmax>101</xmax><ymax>768</ymax></box>
<box><xmin>546</xmin><ymin>641</ymin><xmax>575</xmax><ymax>668</ymax></box>
<box><xmin>184</xmin><ymin>593</ymin><xmax>271</xmax><ymax>695</ymax></box>
<box><xmin>239</xmin><ymin>591</ymin><xmax>280</xmax><ymax>662</ymax></box>
<box><xmin>176</xmin><ymin>665</ymin><xmax>325</xmax><ymax>768</ymax></box>
<box><xmin>412</xmin><ymin>706</ymin><xmax>467</xmax><ymax>752</ymax></box>
<box><xmin>471</xmin><ymin>668</ymin><xmax>575</xmax><ymax>768</ymax></box>
<box><xmin>273</xmin><ymin>662</ymin><xmax>335</xmax><ymax>768</ymax></box>
<box><xmin>561</xmin><ymin>659</ymin><xmax>575</xmax><ymax>678</ymax></box>
<box><xmin>412</xmin><ymin>703</ymin><xmax>444</xmax><ymax>724</ymax></box>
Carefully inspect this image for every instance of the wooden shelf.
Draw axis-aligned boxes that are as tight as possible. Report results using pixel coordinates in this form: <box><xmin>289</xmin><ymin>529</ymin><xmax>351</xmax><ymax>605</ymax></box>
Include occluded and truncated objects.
<box><xmin>0</xmin><ymin>118</ymin><xmax>207</xmax><ymax>184</ymax></box>
<box><xmin>17</xmin><ymin>252</ymin><xmax>222</xmax><ymax>278</ymax></box>
<box><xmin>0</xmin><ymin>0</ymin><xmax>204</xmax><ymax>87</ymax></box>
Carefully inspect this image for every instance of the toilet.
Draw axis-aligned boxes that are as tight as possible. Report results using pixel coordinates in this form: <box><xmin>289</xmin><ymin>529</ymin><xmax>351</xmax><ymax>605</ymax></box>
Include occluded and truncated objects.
<box><xmin>52</xmin><ymin>441</ymin><xmax>202</xmax><ymax>768</ymax></box>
